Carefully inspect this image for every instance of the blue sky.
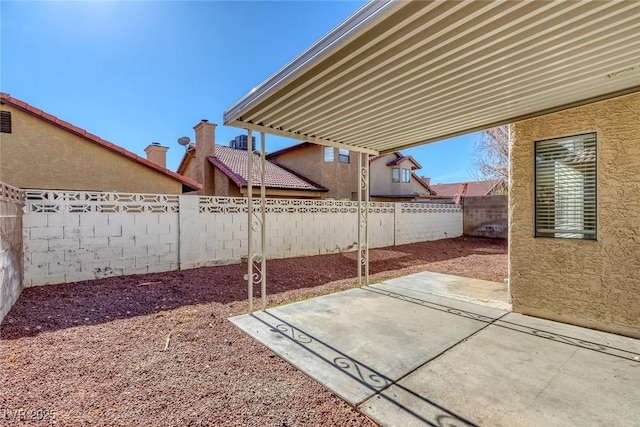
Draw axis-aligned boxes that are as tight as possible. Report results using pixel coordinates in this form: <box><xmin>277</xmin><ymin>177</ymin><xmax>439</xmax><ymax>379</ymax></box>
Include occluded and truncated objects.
<box><xmin>1</xmin><ymin>1</ymin><xmax>478</xmax><ymax>184</ymax></box>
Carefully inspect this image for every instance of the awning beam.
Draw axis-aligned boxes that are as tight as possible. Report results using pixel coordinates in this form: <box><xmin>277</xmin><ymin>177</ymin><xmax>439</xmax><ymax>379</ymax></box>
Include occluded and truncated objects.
<box><xmin>227</xmin><ymin>120</ymin><xmax>379</xmax><ymax>155</ymax></box>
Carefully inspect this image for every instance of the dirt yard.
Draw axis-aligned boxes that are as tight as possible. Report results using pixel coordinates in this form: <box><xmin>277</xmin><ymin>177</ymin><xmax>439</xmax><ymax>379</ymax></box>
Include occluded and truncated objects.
<box><xmin>1</xmin><ymin>237</ymin><xmax>506</xmax><ymax>426</ymax></box>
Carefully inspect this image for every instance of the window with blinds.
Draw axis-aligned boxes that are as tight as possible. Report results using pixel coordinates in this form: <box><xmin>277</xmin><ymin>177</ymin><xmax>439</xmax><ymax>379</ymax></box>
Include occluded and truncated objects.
<box><xmin>0</xmin><ymin>111</ymin><xmax>11</xmax><ymax>133</ymax></box>
<box><xmin>323</xmin><ymin>146</ymin><xmax>334</xmax><ymax>162</ymax></box>
<box><xmin>535</xmin><ymin>133</ymin><xmax>596</xmax><ymax>240</ymax></box>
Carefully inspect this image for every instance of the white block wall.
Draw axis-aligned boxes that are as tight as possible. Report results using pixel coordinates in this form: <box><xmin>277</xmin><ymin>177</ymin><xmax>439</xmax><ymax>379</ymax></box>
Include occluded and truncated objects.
<box><xmin>1</xmin><ymin>183</ymin><xmax>24</xmax><ymax>323</ymax></box>
<box><xmin>179</xmin><ymin>196</ymin><xmax>248</xmax><ymax>269</ymax></box>
<box><xmin>21</xmin><ymin>191</ymin><xmax>462</xmax><ymax>287</ymax></box>
<box><xmin>23</xmin><ymin>212</ymin><xmax>179</xmax><ymax>286</ymax></box>
<box><xmin>395</xmin><ymin>204</ymin><xmax>463</xmax><ymax>245</ymax></box>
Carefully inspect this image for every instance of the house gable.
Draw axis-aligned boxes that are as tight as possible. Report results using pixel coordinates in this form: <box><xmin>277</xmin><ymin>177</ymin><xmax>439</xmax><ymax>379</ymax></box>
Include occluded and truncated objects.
<box><xmin>369</xmin><ymin>152</ymin><xmax>433</xmax><ymax>199</ymax></box>
<box><xmin>268</xmin><ymin>142</ymin><xmax>358</xmax><ymax>200</ymax></box>
<box><xmin>0</xmin><ymin>93</ymin><xmax>200</xmax><ymax>193</ymax></box>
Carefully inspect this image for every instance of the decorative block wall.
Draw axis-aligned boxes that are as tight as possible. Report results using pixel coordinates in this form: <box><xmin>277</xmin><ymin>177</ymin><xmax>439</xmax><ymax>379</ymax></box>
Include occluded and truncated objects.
<box><xmin>21</xmin><ymin>190</ymin><xmax>463</xmax><ymax>288</ymax></box>
<box><xmin>395</xmin><ymin>203</ymin><xmax>463</xmax><ymax>244</ymax></box>
<box><xmin>22</xmin><ymin>191</ymin><xmax>179</xmax><ymax>287</ymax></box>
<box><xmin>0</xmin><ymin>182</ymin><xmax>24</xmax><ymax>323</ymax></box>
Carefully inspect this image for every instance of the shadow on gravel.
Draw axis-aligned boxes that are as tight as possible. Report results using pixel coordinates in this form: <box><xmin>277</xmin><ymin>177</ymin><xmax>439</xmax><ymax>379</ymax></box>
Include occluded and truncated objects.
<box><xmin>1</xmin><ymin>237</ymin><xmax>505</xmax><ymax>340</ymax></box>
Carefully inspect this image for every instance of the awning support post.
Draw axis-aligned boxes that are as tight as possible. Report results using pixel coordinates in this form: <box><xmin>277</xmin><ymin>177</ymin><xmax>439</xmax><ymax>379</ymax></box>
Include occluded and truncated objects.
<box><xmin>246</xmin><ymin>129</ymin><xmax>267</xmax><ymax>314</ymax></box>
<box><xmin>246</xmin><ymin>129</ymin><xmax>254</xmax><ymax>313</ymax></box>
<box><xmin>259</xmin><ymin>132</ymin><xmax>267</xmax><ymax>310</ymax></box>
<box><xmin>357</xmin><ymin>152</ymin><xmax>369</xmax><ymax>286</ymax></box>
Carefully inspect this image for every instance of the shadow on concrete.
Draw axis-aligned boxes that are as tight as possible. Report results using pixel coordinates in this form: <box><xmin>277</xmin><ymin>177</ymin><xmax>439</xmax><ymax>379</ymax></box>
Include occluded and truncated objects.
<box><xmin>254</xmin><ymin>311</ymin><xmax>481</xmax><ymax>427</ymax></box>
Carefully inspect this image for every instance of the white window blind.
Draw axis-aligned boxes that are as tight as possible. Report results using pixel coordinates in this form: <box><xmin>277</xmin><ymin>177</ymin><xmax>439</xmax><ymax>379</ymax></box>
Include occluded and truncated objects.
<box><xmin>324</xmin><ymin>146</ymin><xmax>334</xmax><ymax>162</ymax></box>
<box><xmin>535</xmin><ymin>133</ymin><xmax>596</xmax><ymax>240</ymax></box>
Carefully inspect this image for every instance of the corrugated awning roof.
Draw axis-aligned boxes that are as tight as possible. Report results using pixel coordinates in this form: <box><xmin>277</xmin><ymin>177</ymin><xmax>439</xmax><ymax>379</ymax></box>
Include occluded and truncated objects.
<box><xmin>224</xmin><ymin>0</ymin><xmax>640</xmax><ymax>155</ymax></box>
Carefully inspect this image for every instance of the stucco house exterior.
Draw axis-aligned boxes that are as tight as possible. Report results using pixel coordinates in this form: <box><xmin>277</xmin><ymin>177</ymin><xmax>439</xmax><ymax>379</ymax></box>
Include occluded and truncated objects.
<box><xmin>0</xmin><ymin>93</ymin><xmax>200</xmax><ymax>194</ymax></box>
<box><xmin>267</xmin><ymin>144</ymin><xmax>434</xmax><ymax>201</ymax></box>
<box><xmin>509</xmin><ymin>91</ymin><xmax>639</xmax><ymax>338</ymax></box>
<box><xmin>267</xmin><ymin>142</ymin><xmax>359</xmax><ymax>200</ymax></box>
<box><xmin>368</xmin><ymin>152</ymin><xmax>434</xmax><ymax>201</ymax></box>
<box><xmin>176</xmin><ymin>121</ymin><xmax>327</xmax><ymax>198</ymax></box>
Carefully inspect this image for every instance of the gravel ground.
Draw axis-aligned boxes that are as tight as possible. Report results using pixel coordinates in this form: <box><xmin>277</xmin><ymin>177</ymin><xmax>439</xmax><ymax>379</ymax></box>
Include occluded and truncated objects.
<box><xmin>1</xmin><ymin>237</ymin><xmax>506</xmax><ymax>426</ymax></box>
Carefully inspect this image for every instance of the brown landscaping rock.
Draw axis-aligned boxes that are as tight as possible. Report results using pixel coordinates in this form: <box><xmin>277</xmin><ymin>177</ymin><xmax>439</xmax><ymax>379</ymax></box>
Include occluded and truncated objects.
<box><xmin>0</xmin><ymin>237</ymin><xmax>505</xmax><ymax>426</ymax></box>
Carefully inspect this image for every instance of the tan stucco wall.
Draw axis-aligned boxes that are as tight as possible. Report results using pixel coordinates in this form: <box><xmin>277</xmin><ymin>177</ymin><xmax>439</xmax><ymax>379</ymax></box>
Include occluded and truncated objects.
<box><xmin>270</xmin><ymin>145</ymin><xmax>358</xmax><ymax>199</ymax></box>
<box><xmin>0</xmin><ymin>106</ymin><xmax>182</xmax><ymax>194</ymax></box>
<box><xmin>370</xmin><ymin>153</ymin><xmax>423</xmax><ymax>197</ymax></box>
<box><xmin>214</xmin><ymin>168</ymin><xmax>240</xmax><ymax>197</ymax></box>
<box><xmin>509</xmin><ymin>92</ymin><xmax>640</xmax><ymax>338</ymax></box>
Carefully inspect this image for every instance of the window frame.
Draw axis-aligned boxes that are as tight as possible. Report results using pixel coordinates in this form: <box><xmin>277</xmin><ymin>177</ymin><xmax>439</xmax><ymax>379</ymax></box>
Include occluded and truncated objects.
<box><xmin>323</xmin><ymin>146</ymin><xmax>335</xmax><ymax>162</ymax></box>
<box><xmin>392</xmin><ymin>168</ymin><xmax>400</xmax><ymax>183</ymax></box>
<box><xmin>534</xmin><ymin>132</ymin><xmax>597</xmax><ymax>240</ymax></box>
<box><xmin>402</xmin><ymin>168</ymin><xmax>411</xmax><ymax>183</ymax></box>
<box><xmin>0</xmin><ymin>111</ymin><xmax>11</xmax><ymax>134</ymax></box>
<box><xmin>338</xmin><ymin>148</ymin><xmax>350</xmax><ymax>164</ymax></box>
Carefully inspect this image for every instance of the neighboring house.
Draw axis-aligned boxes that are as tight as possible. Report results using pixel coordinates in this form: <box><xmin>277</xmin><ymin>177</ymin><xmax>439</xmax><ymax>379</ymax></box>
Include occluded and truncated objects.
<box><xmin>427</xmin><ymin>179</ymin><xmax>506</xmax><ymax>203</ymax></box>
<box><xmin>509</xmin><ymin>91</ymin><xmax>639</xmax><ymax>338</ymax></box>
<box><xmin>368</xmin><ymin>152</ymin><xmax>435</xmax><ymax>201</ymax></box>
<box><xmin>0</xmin><ymin>93</ymin><xmax>200</xmax><ymax>194</ymax></box>
<box><xmin>268</xmin><ymin>144</ymin><xmax>435</xmax><ymax>201</ymax></box>
<box><xmin>176</xmin><ymin>121</ymin><xmax>327</xmax><ymax>198</ymax></box>
<box><xmin>266</xmin><ymin>142</ymin><xmax>358</xmax><ymax>200</ymax></box>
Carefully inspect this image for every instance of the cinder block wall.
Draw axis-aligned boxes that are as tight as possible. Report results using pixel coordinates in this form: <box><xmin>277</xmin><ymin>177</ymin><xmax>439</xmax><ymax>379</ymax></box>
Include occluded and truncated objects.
<box><xmin>23</xmin><ymin>211</ymin><xmax>179</xmax><ymax>287</ymax></box>
<box><xmin>21</xmin><ymin>192</ymin><xmax>463</xmax><ymax>287</ymax></box>
<box><xmin>395</xmin><ymin>204</ymin><xmax>463</xmax><ymax>244</ymax></box>
<box><xmin>0</xmin><ymin>184</ymin><xmax>24</xmax><ymax>322</ymax></box>
<box><xmin>462</xmin><ymin>195</ymin><xmax>508</xmax><ymax>239</ymax></box>
<box><xmin>179</xmin><ymin>199</ymin><xmax>399</xmax><ymax>269</ymax></box>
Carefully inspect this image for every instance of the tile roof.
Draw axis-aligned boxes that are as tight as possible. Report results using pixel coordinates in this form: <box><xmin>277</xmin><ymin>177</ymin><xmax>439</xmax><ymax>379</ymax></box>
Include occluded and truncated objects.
<box><xmin>430</xmin><ymin>179</ymin><xmax>504</xmax><ymax>198</ymax></box>
<box><xmin>412</xmin><ymin>173</ymin><xmax>436</xmax><ymax>195</ymax></box>
<box><xmin>385</xmin><ymin>154</ymin><xmax>422</xmax><ymax>169</ymax></box>
<box><xmin>209</xmin><ymin>145</ymin><xmax>327</xmax><ymax>191</ymax></box>
<box><xmin>0</xmin><ymin>92</ymin><xmax>202</xmax><ymax>191</ymax></box>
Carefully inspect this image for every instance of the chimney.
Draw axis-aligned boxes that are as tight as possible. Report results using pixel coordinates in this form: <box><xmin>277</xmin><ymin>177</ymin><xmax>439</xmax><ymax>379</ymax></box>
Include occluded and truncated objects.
<box><xmin>194</xmin><ymin>119</ymin><xmax>216</xmax><ymax>158</ymax></box>
<box><xmin>144</xmin><ymin>142</ymin><xmax>169</xmax><ymax>168</ymax></box>
<box><xmin>420</xmin><ymin>176</ymin><xmax>431</xmax><ymax>186</ymax></box>
<box><xmin>193</xmin><ymin>120</ymin><xmax>217</xmax><ymax>194</ymax></box>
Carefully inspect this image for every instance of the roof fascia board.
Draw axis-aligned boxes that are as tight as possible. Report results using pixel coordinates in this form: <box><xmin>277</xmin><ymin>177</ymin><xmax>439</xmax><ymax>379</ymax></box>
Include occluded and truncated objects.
<box><xmin>226</xmin><ymin>120</ymin><xmax>379</xmax><ymax>155</ymax></box>
<box><xmin>223</xmin><ymin>0</ymin><xmax>398</xmax><ymax>124</ymax></box>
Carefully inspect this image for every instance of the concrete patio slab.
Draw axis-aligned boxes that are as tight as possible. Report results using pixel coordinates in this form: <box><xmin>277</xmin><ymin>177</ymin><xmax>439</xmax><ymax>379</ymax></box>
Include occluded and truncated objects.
<box><xmin>361</xmin><ymin>312</ymin><xmax>640</xmax><ymax>426</ymax></box>
<box><xmin>381</xmin><ymin>271</ymin><xmax>510</xmax><ymax>310</ymax></box>
<box><xmin>230</xmin><ymin>272</ymin><xmax>640</xmax><ymax>426</ymax></box>
<box><xmin>230</xmin><ymin>284</ymin><xmax>507</xmax><ymax>405</ymax></box>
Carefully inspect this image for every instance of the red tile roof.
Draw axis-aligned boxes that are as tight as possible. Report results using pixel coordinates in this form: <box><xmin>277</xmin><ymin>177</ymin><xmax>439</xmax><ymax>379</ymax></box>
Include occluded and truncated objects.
<box><xmin>430</xmin><ymin>179</ymin><xmax>504</xmax><ymax>198</ymax></box>
<box><xmin>385</xmin><ymin>154</ymin><xmax>422</xmax><ymax>169</ymax></box>
<box><xmin>0</xmin><ymin>93</ymin><xmax>202</xmax><ymax>191</ymax></box>
<box><xmin>209</xmin><ymin>145</ymin><xmax>327</xmax><ymax>191</ymax></box>
<box><xmin>412</xmin><ymin>173</ymin><xmax>436</xmax><ymax>194</ymax></box>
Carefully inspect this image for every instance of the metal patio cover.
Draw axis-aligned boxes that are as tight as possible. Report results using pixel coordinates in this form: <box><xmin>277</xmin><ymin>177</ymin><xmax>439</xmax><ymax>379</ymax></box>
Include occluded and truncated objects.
<box><xmin>224</xmin><ymin>0</ymin><xmax>640</xmax><ymax>154</ymax></box>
